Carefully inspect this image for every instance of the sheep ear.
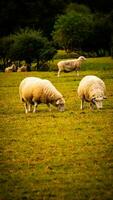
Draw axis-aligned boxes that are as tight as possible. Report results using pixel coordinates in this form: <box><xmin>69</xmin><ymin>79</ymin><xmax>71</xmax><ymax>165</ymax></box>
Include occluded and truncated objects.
<box><xmin>92</xmin><ymin>97</ymin><xmax>96</xmax><ymax>103</ymax></box>
<box><xmin>103</xmin><ymin>96</ymin><xmax>107</xmax><ymax>99</ymax></box>
<box><xmin>56</xmin><ymin>99</ymin><xmax>60</xmax><ymax>105</ymax></box>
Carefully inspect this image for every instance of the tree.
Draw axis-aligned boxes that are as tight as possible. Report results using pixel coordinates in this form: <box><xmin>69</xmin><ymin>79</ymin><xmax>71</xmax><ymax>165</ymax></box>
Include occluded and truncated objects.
<box><xmin>87</xmin><ymin>12</ymin><xmax>113</xmax><ymax>56</ymax></box>
<box><xmin>0</xmin><ymin>0</ymin><xmax>68</xmax><ymax>37</ymax></box>
<box><xmin>0</xmin><ymin>36</ymin><xmax>14</xmax><ymax>67</ymax></box>
<box><xmin>74</xmin><ymin>0</ymin><xmax>113</xmax><ymax>13</ymax></box>
<box><xmin>52</xmin><ymin>11</ymin><xmax>93</xmax><ymax>52</ymax></box>
<box><xmin>64</xmin><ymin>2</ymin><xmax>91</xmax><ymax>14</ymax></box>
<box><xmin>1</xmin><ymin>28</ymin><xmax>56</xmax><ymax>69</ymax></box>
<box><xmin>0</xmin><ymin>0</ymin><xmax>113</xmax><ymax>38</ymax></box>
<box><xmin>111</xmin><ymin>34</ymin><xmax>113</xmax><ymax>58</ymax></box>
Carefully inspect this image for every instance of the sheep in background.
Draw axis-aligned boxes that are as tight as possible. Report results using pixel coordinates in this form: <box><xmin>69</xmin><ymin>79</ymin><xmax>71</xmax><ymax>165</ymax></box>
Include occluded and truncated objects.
<box><xmin>57</xmin><ymin>56</ymin><xmax>86</xmax><ymax>77</ymax></box>
<box><xmin>19</xmin><ymin>77</ymin><xmax>65</xmax><ymax>113</ymax></box>
<box><xmin>5</xmin><ymin>63</ymin><xmax>17</xmax><ymax>72</ymax></box>
<box><xmin>77</xmin><ymin>75</ymin><xmax>107</xmax><ymax>110</ymax></box>
<box><xmin>17</xmin><ymin>65</ymin><xmax>27</xmax><ymax>72</ymax></box>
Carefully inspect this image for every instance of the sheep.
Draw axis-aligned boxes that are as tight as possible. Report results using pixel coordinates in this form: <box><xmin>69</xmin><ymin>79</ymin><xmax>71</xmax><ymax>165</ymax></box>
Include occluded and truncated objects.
<box><xmin>5</xmin><ymin>63</ymin><xmax>17</xmax><ymax>72</ymax></box>
<box><xmin>77</xmin><ymin>75</ymin><xmax>107</xmax><ymax>110</ymax></box>
<box><xmin>57</xmin><ymin>56</ymin><xmax>86</xmax><ymax>77</ymax></box>
<box><xmin>19</xmin><ymin>77</ymin><xmax>65</xmax><ymax>113</ymax></box>
<box><xmin>17</xmin><ymin>65</ymin><xmax>27</xmax><ymax>72</ymax></box>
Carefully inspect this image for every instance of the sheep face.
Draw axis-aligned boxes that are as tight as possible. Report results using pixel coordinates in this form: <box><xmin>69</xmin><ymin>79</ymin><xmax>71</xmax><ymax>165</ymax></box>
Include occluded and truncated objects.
<box><xmin>91</xmin><ymin>95</ymin><xmax>106</xmax><ymax>109</ymax></box>
<box><xmin>56</xmin><ymin>98</ymin><xmax>65</xmax><ymax>112</ymax></box>
<box><xmin>92</xmin><ymin>96</ymin><xmax>103</xmax><ymax>109</ymax></box>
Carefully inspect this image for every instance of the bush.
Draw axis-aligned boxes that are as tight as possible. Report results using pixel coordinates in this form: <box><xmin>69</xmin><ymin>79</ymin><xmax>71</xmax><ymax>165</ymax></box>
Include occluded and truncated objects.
<box><xmin>52</xmin><ymin>11</ymin><xmax>93</xmax><ymax>52</ymax></box>
<box><xmin>53</xmin><ymin>50</ymin><xmax>97</xmax><ymax>60</ymax></box>
<box><xmin>2</xmin><ymin>28</ymin><xmax>56</xmax><ymax>69</ymax></box>
<box><xmin>0</xmin><ymin>36</ymin><xmax>14</xmax><ymax>67</ymax></box>
<box><xmin>53</xmin><ymin>50</ymin><xmax>79</xmax><ymax>59</ymax></box>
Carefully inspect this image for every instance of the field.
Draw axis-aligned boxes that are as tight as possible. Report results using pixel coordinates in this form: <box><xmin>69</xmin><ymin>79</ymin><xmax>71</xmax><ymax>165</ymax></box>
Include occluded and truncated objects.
<box><xmin>0</xmin><ymin>57</ymin><xmax>113</xmax><ymax>200</ymax></box>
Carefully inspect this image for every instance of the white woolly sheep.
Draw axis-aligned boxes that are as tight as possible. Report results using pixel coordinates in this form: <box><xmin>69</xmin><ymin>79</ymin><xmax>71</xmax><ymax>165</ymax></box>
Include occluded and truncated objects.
<box><xmin>77</xmin><ymin>75</ymin><xmax>107</xmax><ymax>110</ymax></box>
<box><xmin>5</xmin><ymin>63</ymin><xmax>17</xmax><ymax>72</ymax></box>
<box><xmin>19</xmin><ymin>77</ymin><xmax>65</xmax><ymax>113</ymax></box>
<box><xmin>17</xmin><ymin>65</ymin><xmax>27</xmax><ymax>72</ymax></box>
<box><xmin>57</xmin><ymin>56</ymin><xmax>86</xmax><ymax>77</ymax></box>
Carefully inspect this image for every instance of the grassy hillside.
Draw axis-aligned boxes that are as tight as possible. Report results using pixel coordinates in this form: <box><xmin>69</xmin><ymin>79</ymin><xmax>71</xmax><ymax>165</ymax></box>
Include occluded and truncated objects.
<box><xmin>0</xmin><ymin>57</ymin><xmax>113</xmax><ymax>200</ymax></box>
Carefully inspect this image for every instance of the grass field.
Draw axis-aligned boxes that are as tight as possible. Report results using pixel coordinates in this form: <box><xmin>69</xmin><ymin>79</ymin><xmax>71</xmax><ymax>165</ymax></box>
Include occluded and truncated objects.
<box><xmin>0</xmin><ymin>57</ymin><xmax>113</xmax><ymax>200</ymax></box>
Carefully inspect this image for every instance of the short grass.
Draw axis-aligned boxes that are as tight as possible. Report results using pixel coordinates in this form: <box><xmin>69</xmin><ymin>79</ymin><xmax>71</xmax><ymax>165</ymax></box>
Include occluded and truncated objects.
<box><xmin>0</xmin><ymin>57</ymin><xmax>113</xmax><ymax>200</ymax></box>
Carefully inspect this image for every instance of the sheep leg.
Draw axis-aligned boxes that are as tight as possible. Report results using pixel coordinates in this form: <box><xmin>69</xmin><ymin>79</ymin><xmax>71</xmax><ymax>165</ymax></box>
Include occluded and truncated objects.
<box><xmin>47</xmin><ymin>103</ymin><xmax>51</xmax><ymax>111</ymax></box>
<box><xmin>57</xmin><ymin>69</ymin><xmax>61</xmax><ymax>77</ymax></box>
<box><xmin>33</xmin><ymin>102</ymin><xmax>38</xmax><ymax>113</ymax></box>
<box><xmin>76</xmin><ymin>70</ymin><xmax>79</xmax><ymax>76</ymax></box>
<box><xmin>80</xmin><ymin>98</ymin><xmax>84</xmax><ymax>110</ymax></box>
<box><xmin>24</xmin><ymin>102</ymin><xmax>28</xmax><ymax>114</ymax></box>
<box><xmin>28</xmin><ymin>104</ymin><xmax>32</xmax><ymax>112</ymax></box>
<box><xmin>90</xmin><ymin>102</ymin><xmax>94</xmax><ymax>110</ymax></box>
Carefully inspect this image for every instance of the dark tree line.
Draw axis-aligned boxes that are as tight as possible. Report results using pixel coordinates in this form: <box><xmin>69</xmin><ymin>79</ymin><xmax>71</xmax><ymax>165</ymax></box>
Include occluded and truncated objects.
<box><xmin>0</xmin><ymin>0</ymin><xmax>67</xmax><ymax>37</ymax></box>
<box><xmin>0</xmin><ymin>0</ymin><xmax>113</xmax><ymax>37</ymax></box>
<box><xmin>0</xmin><ymin>0</ymin><xmax>113</xmax><ymax>61</ymax></box>
<box><xmin>0</xmin><ymin>28</ymin><xmax>56</xmax><ymax>69</ymax></box>
<box><xmin>74</xmin><ymin>0</ymin><xmax>113</xmax><ymax>13</ymax></box>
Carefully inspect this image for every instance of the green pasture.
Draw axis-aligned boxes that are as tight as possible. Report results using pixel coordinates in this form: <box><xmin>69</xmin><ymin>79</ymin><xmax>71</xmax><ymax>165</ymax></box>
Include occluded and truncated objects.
<box><xmin>0</xmin><ymin>57</ymin><xmax>113</xmax><ymax>200</ymax></box>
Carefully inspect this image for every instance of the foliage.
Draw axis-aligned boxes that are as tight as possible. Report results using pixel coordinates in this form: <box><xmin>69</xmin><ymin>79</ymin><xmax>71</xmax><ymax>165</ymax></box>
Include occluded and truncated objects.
<box><xmin>53</xmin><ymin>50</ymin><xmax>98</xmax><ymax>60</ymax></box>
<box><xmin>0</xmin><ymin>0</ymin><xmax>113</xmax><ymax>37</ymax></box>
<box><xmin>0</xmin><ymin>57</ymin><xmax>113</xmax><ymax>200</ymax></box>
<box><xmin>3</xmin><ymin>28</ymin><xmax>56</xmax><ymax>67</ymax></box>
<box><xmin>111</xmin><ymin>35</ymin><xmax>113</xmax><ymax>58</ymax></box>
<box><xmin>52</xmin><ymin>8</ymin><xmax>113</xmax><ymax>56</ymax></box>
<box><xmin>86</xmin><ymin>12</ymin><xmax>113</xmax><ymax>56</ymax></box>
<box><xmin>0</xmin><ymin>0</ymin><xmax>68</xmax><ymax>37</ymax></box>
<box><xmin>52</xmin><ymin>11</ymin><xmax>93</xmax><ymax>51</ymax></box>
<box><xmin>0</xmin><ymin>36</ymin><xmax>14</xmax><ymax>66</ymax></box>
<box><xmin>0</xmin><ymin>1</ymin><xmax>113</xmax><ymax>58</ymax></box>
<box><xmin>64</xmin><ymin>2</ymin><xmax>91</xmax><ymax>14</ymax></box>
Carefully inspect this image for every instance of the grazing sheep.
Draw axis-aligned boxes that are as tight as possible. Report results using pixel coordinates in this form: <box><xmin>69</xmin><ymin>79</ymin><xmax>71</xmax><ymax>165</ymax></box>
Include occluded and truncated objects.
<box><xmin>77</xmin><ymin>75</ymin><xmax>107</xmax><ymax>110</ymax></box>
<box><xmin>57</xmin><ymin>56</ymin><xmax>86</xmax><ymax>77</ymax></box>
<box><xmin>5</xmin><ymin>63</ymin><xmax>17</xmax><ymax>72</ymax></box>
<box><xmin>17</xmin><ymin>65</ymin><xmax>27</xmax><ymax>72</ymax></box>
<box><xmin>19</xmin><ymin>77</ymin><xmax>65</xmax><ymax>113</ymax></box>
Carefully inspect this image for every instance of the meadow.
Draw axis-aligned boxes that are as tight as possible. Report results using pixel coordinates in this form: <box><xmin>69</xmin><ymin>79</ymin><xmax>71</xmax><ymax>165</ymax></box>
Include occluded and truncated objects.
<box><xmin>0</xmin><ymin>57</ymin><xmax>113</xmax><ymax>200</ymax></box>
